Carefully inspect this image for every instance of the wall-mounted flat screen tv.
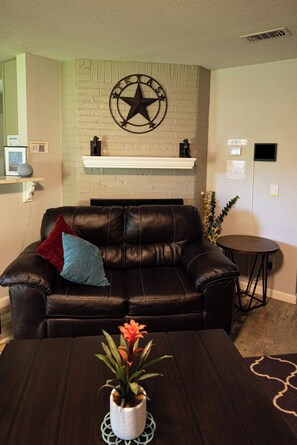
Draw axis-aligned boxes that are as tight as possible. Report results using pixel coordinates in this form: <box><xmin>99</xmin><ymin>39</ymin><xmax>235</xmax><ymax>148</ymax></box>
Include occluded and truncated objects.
<box><xmin>254</xmin><ymin>143</ymin><xmax>277</xmax><ymax>162</ymax></box>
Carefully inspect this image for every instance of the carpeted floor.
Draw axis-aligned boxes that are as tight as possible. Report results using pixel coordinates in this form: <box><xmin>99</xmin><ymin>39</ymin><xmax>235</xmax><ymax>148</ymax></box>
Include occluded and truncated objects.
<box><xmin>245</xmin><ymin>353</ymin><xmax>297</xmax><ymax>439</ymax></box>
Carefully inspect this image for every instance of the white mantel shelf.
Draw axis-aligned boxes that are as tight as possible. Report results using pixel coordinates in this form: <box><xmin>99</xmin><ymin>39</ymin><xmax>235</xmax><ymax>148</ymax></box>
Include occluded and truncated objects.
<box><xmin>82</xmin><ymin>156</ymin><xmax>196</xmax><ymax>170</ymax></box>
<box><xmin>0</xmin><ymin>176</ymin><xmax>44</xmax><ymax>202</ymax></box>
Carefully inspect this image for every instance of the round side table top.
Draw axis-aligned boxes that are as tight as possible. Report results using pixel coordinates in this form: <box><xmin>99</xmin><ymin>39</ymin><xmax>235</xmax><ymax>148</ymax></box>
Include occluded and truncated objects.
<box><xmin>216</xmin><ymin>235</ymin><xmax>279</xmax><ymax>255</ymax></box>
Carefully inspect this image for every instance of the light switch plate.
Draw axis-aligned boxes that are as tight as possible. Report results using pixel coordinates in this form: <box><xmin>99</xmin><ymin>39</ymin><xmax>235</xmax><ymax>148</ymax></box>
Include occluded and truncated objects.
<box><xmin>230</xmin><ymin>147</ymin><xmax>241</xmax><ymax>156</ymax></box>
<box><xmin>270</xmin><ymin>184</ymin><xmax>279</xmax><ymax>196</ymax></box>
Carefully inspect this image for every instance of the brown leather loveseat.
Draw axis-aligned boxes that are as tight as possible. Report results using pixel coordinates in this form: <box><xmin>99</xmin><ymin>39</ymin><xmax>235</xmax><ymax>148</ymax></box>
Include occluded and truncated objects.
<box><xmin>0</xmin><ymin>205</ymin><xmax>239</xmax><ymax>339</ymax></box>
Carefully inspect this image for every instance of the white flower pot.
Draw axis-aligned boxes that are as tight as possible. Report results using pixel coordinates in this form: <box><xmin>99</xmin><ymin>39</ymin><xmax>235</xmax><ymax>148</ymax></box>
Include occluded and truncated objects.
<box><xmin>110</xmin><ymin>388</ymin><xmax>147</xmax><ymax>440</ymax></box>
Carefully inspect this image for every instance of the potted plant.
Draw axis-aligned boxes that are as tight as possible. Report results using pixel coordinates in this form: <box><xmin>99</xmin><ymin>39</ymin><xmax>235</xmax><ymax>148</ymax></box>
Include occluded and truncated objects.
<box><xmin>201</xmin><ymin>191</ymin><xmax>239</xmax><ymax>244</ymax></box>
<box><xmin>96</xmin><ymin>320</ymin><xmax>172</xmax><ymax>440</ymax></box>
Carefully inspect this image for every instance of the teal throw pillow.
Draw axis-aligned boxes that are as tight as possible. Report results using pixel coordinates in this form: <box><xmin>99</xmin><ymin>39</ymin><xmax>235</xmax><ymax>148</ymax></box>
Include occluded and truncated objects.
<box><xmin>61</xmin><ymin>233</ymin><xmax>110</xmax><ymax>287</ymax></box>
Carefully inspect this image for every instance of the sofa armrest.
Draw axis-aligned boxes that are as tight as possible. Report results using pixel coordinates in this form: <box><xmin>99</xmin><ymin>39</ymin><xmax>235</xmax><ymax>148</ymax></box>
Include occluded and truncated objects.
<box><xmin>0</xmin><ymin>241</ymin><xmax>57</xmax><ymax>295</ymax></box>
<box><xmin>181</xmin><ymin>239</ymin><xmax>239</xmax><ymax>291</ymax></box>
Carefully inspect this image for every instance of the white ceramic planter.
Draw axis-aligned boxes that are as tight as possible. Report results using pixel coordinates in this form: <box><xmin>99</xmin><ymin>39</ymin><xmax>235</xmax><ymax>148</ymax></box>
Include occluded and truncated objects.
<box><xmin>110</xmin><ymin>388</ymin><xmax>147</xmax><ymax>440</ymax></box>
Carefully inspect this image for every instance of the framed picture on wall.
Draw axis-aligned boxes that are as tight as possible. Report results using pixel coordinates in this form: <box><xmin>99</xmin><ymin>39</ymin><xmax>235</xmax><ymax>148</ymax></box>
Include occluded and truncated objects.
<box><xmin>4</xmin><ymin>146</ymin><xmax>27</xmax><ymax>176</ymax></box>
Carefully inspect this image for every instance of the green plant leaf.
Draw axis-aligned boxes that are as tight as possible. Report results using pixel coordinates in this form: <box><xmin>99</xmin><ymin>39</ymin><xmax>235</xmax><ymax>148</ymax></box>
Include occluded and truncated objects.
<box><xmin>129</xmin><ymin>382</ymin><xmax>139</xmax><ymax>395</ymax></box>
<box><xmin>117</xmin><ymin>365</ymin><xmax>128</xmax><ymax>384</ymax></box>
<box><xmin>101</xmin><ymin>341</ymin><xmax>111</xmax><ymax>356</ymax></box>
<box><xmin>138</xmin><ymin>372</ymin><xmax>164</xmax><ymax>381</ymax></box>
<box><xmin>120</xmin><ymin>334</ymin><xmax>126</xmax><ymax>347</ymax></box>
<box><xmin>106</xmin><ymin>378</ymin><xmax>119</xmax><ymax>386</ymax></box>
<box><xmin>98</xmin><ymin>382</ymin><xmax>116</xmax><ymax>394</ymax></box>
<box><xmin>95</xmin><ymin>354</ymin><xmax>117</xmax><ymax>375</ymax></box>
<box><xmin>100</xmin><ymin>343</ymin><xmax>120</xmax><ymax>370</ymax></box>
<box><xmin>129</xmin><ymin>369</ymin><xmax>145</xmax><ymax>382</ymax></box>
<box><xmin>133</xmin><ymin>338</ymin><xmax>140</xmax><ymax>351</ymax></box>
<box><xmin>138</xmin><ymin>340</ymin><xmax>153</xmax><ymax>368</ymax></box>
<box><xmin>102</xmin><ymin>330</ymin><xmax>122</xmax><ymax>366</ymax></box>
<box><xmin>141</xmin><ymin>354</ymin><xmax>173</xmax><ymax>370</ymax></box>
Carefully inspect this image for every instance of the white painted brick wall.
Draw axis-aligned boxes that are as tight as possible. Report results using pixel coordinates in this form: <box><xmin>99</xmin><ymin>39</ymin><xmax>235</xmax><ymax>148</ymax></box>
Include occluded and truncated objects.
<box><xmin>62</xmin><ymin>59</ymin><xmax>210</xmax><ymax>206</ymax></box>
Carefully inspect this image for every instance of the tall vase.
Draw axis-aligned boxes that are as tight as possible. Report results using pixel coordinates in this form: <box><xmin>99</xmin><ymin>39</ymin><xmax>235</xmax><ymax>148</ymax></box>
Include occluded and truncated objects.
<box><xmin>109</xmin><ymin>388</ymin><xmax>147</xmax><ymax>440</ymax></box>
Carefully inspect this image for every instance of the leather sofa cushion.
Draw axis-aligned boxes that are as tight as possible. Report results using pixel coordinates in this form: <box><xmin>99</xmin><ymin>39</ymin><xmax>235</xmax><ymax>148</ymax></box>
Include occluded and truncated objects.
<box><xmin>40</xmin><ymin>206</ymin><xmax>124</xmax><ymax>268</ymax></box>
<box><xmin>124</xmin><ymin>205</ymin><xmax>203</xmax><ymax>267</ymax></box>
<box><xmin>47</xmin><ymin>318</ymin><xmax>127</xmax><ymax>338</ymax></box>
<box><xmin>45</xmin><ymin>269</ymin><xmax>125</xmax><ymax>317</ymax></box>
<box><xmin>125</xmin><ymin>266</ymin><xmax>203</xmax><ymax>316</ymax></box>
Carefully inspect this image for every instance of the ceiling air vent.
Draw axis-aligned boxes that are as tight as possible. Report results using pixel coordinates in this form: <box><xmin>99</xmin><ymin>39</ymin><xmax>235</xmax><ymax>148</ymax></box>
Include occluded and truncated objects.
<box><xmin>240</xmin><ymin>27</ymin><xmax>291</xmax><ymax>43</ymax></box>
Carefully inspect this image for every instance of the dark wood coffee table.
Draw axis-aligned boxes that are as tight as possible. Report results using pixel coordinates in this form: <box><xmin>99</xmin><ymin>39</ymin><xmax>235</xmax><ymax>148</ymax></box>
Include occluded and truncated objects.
<box><xmin>0</xmin><ymin>330</ymin><xmax>295</xmax><ymax>444</ymax></box>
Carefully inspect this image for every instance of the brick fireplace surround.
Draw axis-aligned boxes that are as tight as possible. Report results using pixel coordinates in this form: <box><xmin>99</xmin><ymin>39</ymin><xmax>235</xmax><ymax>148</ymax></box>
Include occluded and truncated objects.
<box><xmin>61</xmin><ymin>59</ymin><xmax>210</xmax><ymax>207</ymax></box>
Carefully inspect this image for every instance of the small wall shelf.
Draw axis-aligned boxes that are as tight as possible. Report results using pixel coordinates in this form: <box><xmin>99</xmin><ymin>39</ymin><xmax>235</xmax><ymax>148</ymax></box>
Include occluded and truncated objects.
<box><xmin>0</xmin><ymin>176</ymin><xmax>44</xmax><ymax>202</ymax></box>
<box><xmin>82</xmin><ymin>156</ymin><xmax>196</xmax><ymax>170</ymax></box>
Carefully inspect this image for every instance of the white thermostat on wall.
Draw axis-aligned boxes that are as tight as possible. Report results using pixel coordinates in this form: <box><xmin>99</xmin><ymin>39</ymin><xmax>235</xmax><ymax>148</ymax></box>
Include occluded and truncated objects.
<box><xmin>29</xmin><ymin>141</ymin><xmax>49</xmax><ymax>153</ymax></box>
<box><xmin>227</xmin><ymin>139</ymin><xmax>248</xmax><ymax>146</ymax></box>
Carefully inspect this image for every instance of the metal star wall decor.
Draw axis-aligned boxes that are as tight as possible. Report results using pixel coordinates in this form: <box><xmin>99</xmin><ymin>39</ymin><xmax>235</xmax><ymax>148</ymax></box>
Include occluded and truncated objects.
<box><xmin>109</xmin><ymin>74</ymin><xmax>168</xmax><ymax>134</ymax></box>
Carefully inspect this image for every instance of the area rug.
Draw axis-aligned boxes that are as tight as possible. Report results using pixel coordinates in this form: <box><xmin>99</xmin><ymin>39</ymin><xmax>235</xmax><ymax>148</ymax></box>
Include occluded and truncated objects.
<box><xmin>245</xmin><ymin>353</ymin><xmax>297</xmax><ymax>439</ymax></box>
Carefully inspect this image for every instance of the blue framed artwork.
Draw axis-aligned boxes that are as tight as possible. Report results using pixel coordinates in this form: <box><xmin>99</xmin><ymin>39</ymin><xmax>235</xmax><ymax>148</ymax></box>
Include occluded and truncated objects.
<box><xmin>4</xmin><ymin>146</ymin><xmax>27</xmax><ymax>176</ymax></box>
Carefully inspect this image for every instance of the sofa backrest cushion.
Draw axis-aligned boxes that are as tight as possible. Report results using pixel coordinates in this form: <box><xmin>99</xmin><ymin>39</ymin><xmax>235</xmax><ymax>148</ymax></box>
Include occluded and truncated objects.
<box><xmin>40</xmin><ymin>205</ymin><xmax>203</xmax><ymax>270</ymax></box>
<box><xmin>124</xmin><ymin>205</ymin><xmax>203</xmax><ymax>268</ymax></box>
<box><xmin>40</xmin><ymin>206</ymin><xmax>124</xmax><ymax>268</ymax></box>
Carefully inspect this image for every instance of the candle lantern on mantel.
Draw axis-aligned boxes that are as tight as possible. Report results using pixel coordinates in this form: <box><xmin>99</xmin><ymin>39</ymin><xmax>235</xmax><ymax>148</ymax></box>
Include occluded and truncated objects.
<box><xmin>90</xmin><ymin>136</ymin><xmax>101</xmax><ymax>156</ymax></box>
<box><xmin>179</xmin><ymin>139</ymin><xmax>191</xmax><ymax>158</ymax></box>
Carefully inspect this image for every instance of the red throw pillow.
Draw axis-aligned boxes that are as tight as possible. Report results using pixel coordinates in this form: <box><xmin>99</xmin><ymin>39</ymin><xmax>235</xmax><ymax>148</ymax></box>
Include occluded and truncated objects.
<box><xmin>36</xmin><ymin>215</ymin><xmax>77</xmax><ymax>271</ymax></box>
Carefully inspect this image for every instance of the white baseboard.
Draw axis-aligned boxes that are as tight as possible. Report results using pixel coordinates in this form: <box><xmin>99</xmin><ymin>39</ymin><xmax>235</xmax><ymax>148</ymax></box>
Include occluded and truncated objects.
<box><xmin>268</xmin><ymin>288</ymin><xmax>296</xmax><ymax>304</ymax></box>
<box><xmin>239</xmin><ymin>280</ymin><xmax>296</xmax><ymax>305</ymax></box>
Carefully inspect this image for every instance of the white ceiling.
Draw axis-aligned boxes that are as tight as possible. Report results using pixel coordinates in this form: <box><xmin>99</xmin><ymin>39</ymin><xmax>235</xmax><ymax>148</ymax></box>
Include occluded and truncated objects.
<box><xmin>0</xmin><ymin>0</ymin><xmax>297</xmax><ymax>70</ymax></box>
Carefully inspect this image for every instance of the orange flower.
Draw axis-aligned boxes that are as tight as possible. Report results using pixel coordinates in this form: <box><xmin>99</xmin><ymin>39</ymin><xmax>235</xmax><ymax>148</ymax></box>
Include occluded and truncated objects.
<box><xmin>119</xmin><ymin>320</ymin><xmax>147</xmax><ymax>346</ymax></box>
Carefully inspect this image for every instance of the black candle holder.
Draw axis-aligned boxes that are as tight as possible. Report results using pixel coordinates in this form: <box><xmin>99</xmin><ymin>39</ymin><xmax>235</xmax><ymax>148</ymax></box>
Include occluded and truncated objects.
<box><xmin>90</xmin><ymin>136</ymin><xmax>101</xmax><ymax>156</ymax></box>
<box><xmin>179</xmin><ymin>139</ymin><xmax>191</xmax><ymax>158</ymax></box>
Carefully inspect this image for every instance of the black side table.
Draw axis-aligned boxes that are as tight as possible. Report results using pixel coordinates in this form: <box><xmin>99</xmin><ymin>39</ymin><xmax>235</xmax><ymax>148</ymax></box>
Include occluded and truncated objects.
<box><xmin>217</xmin><ymin>235</ymin><xmax>279</xmax><ymax>312</ymax></box>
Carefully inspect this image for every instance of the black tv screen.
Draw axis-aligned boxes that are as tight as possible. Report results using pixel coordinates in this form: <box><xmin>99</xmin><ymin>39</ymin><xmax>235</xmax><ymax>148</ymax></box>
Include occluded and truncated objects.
<box><xmin>254</xmin><ymin>143</ymin><xmax>277</xmax><ymax>162</ymax></box>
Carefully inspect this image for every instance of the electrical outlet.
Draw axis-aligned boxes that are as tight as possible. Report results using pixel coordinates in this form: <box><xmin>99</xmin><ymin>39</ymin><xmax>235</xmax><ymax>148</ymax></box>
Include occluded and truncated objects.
<box><xmin>268</xmin><ymin>257</ymin><xmax>276</xmax><ymax>270</ymax></box>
